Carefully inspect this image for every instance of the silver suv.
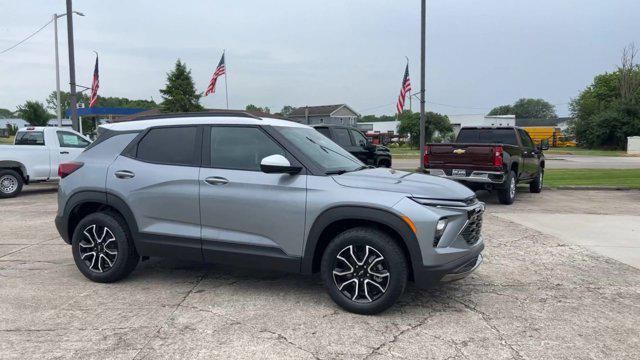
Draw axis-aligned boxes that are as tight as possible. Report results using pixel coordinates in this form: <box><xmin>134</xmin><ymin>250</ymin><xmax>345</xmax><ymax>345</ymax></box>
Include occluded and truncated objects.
<box><xmin>55</xmin><ymin>112</ymin><xmax>484</xmax><ymax>314</ymax></box>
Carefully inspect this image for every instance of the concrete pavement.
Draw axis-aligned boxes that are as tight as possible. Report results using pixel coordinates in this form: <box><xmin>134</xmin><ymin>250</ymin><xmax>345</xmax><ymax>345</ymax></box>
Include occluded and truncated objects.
<box><xmin>1</xmin><ymin>184</ymin><xmax>639</xmax><ymax>359</ymax></box>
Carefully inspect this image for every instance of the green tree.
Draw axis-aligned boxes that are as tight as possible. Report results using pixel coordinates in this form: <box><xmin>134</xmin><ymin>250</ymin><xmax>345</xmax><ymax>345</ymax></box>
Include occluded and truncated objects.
<box><xmin>397</xmin><ymin>111</ymin><xmax>453</xmax><ymax>148</ymax></box>
<box><xmin>245</xmin><ymin>104</ymin><xmax>270</xmax><ymax>114</ymax></box>
<box><xmin>488</xmin><ymin>98</ymin><xmax>557</xmax><ymax>118</ymax></box>
<box><xmin>359</xmin><ymin>114</ymin><xmax>397</xmax><ymax>122</ymax></box>
<box><xmin>46</xmin><ymin>91</ymin><xmax>90</xmax><ymax>113</ymax></box>
<box><xmin>159</xmin><ymin>59</ymin><xmax>203</xmax><ymax>113</ymax></box>
<box><xmin>570</xmin><ymin>45</ymin><xmax>640</xmax><ymax>149</ymax></box>
<box><xmin>46</xmin><ymin>91</ymin><xmax>158</xmax><ymax>112</ymax></box>
<box><xmin>17</xmin><ymin>101</ymin><xmax>53</xmax><ymax>126</ymax></box>
<box><xmin>280</xmin><ymin>105</ymin><xmax>294</xmax><ymax>117</ymax></box>
<box><xmin>487</xmin><ymin>105</ymin><xmax>514</xmax><ymax>116</ymax></box>
<box><xmin>0</xmin><ymin>108</ymin><xmax>16</xmax><ymax>118</ymax></box>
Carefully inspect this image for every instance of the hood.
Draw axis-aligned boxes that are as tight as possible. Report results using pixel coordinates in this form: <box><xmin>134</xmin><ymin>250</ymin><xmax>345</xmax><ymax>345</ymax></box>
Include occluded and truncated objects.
<box><xmin>332</xmin><ymin>168</ymin><xmax>474</xmax><ymax>200</ymax></box>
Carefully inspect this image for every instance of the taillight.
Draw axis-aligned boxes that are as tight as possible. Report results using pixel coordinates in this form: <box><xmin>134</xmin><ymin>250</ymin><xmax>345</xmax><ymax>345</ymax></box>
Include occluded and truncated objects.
<box><xmin>58</xmin><ymin>162</ymin><xmax>83</xmax><ymax>179</ymax></box>
<box><xmin>493</xmin><ymin>146</ymin><xmax>504</xmax><ymax>167</ymax></box>
<box><xmin>423</xmin><ymin>145</ymin><xmax>431</xmax><ymax>166</ymax></box>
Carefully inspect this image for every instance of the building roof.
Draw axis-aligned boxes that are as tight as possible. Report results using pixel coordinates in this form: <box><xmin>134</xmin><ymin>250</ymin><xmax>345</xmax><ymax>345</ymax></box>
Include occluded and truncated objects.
<box><xmin>101</xmin><ymin>115</ymin><xmax>310</xmax><ymax>132</ymax></box>
<box><xmin>289</xmin><ymin>104</ymin><xmax>359</xmax><ymax>117</ymax></box>
<box><xmin>515</xmin><ymin>117</ymin><xmax>571</xmax><ymax>127</ymax></box>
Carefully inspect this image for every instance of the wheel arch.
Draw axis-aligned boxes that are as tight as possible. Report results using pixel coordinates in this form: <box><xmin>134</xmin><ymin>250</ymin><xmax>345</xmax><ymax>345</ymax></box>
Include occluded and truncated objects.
<box><xmin>0</xmin><ymin>161</ymin><xmax>28</xmax><ymax>182</ymax></box>
<box><xmin>301</xmin><ymin>206</ymin><xmax>422</xmax><ymax>280</ymax></box>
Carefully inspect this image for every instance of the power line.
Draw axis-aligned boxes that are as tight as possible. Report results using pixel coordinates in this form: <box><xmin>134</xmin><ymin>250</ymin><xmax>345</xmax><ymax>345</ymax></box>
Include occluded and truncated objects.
<box><xmin>0</xmin><ymin>18</ymin><xmax>53</xmax><ymax>55</ymax></box>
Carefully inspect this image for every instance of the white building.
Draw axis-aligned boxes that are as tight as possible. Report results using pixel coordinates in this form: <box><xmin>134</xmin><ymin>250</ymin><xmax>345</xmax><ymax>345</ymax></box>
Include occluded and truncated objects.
<box><xmin>357</xmin><ymin>120</ymin><xmax>399</xmax><ymax>134</ymax></box>
<box><xmin>448</xmin><ymin>114</ymin><xmax>515</xmax><ymax>135</ymax></box>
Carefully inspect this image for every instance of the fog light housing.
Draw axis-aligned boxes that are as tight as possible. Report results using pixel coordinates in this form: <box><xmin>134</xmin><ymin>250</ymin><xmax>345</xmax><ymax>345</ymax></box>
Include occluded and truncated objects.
<box><xmin>433</xmin><ymin>218</ymin><xmax>448</xmax><ymax>247</ymax></box>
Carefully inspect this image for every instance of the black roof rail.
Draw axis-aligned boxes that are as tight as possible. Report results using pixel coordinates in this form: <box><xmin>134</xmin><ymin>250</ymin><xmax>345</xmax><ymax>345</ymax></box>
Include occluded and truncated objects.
<box><xmin>130</xmin><ymin>110</ymin><xmax>262</xmax><ymax>121</ymax></box>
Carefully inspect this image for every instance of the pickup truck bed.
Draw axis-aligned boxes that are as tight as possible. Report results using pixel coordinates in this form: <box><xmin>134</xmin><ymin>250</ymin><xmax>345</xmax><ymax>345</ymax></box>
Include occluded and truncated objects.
<box><xmin>424</xmin><ymin>127</ymin><xmax>546</xmax><ymax>205</ymax></box>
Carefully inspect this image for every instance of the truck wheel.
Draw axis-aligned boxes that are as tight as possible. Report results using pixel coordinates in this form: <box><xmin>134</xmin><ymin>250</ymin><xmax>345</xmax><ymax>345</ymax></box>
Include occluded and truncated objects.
<box><xmin>320</xmin><ymin>227</ymin><xmax>408</xmax><ymax>315</ymax></box>
<box><xmin>0</xmin><ymin>169</ymin><xmax>23</xmax><ymax>198</ymax></box>
<box><xmin>497</xmin><ymin>170</ymin><xmax>516</xmax><ymax>205</ymax></box>
<box><xmin>71</xmin><ymin>211</ymin><xmax>139</xmax><ymax>283</ymax></box>
<box><xmin>529</xmin><ymin>169</ymin><xmax>543</xmax><ymax>193</ymax></box>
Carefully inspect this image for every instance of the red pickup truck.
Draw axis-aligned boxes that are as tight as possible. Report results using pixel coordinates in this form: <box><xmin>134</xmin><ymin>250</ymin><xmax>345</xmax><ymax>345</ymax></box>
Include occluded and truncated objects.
<box><xmin>424</xmin><ymin>126</ymin><xmax>547</xmax><ymax>204</ymax></box>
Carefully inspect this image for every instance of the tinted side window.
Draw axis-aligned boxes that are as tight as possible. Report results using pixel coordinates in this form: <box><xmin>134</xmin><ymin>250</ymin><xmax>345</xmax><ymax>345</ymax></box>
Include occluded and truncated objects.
<box><xmin>57</xmin><ymin>131</ymin><xmax>90</xmax><ymax>148</ymax></box>
<box><xmin>210</xmin><ymin>127</ymin><xmax>285</xmax><ymax>171</ymax></box>
<box><xmin>350</xmin><ymin>129</ymin><xmax>368</xmax><ymax>147</ymax></box>
<box><xmin>316</xmin><ymin>127</ymin><xmax>331</xmax><ymax>138</ymax></box>
<box><xmin>519</xmin><ymin>129</ymin><xmax>534</xmax><ymax>148</ymax></box>
<box><xmin>136</xmin><ymin>127</ymin><xmax>198</xmax><ymax>166</ymax></box>
<box><xmin>14</xmin><ymin>132</ymin><xmax>45</xmax><ymax>145</ymax></box>
<box><xmin>333</xmin><ymin>128</ymin><xmax>353</xmax><ymax>147</ymax></box>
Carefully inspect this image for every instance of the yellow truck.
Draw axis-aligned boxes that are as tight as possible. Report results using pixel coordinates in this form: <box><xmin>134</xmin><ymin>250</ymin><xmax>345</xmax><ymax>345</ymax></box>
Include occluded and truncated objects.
<box><xmin>524</xmin><ymin>127</ymin><xmax>576</xmax><ymax>147</ymax></box>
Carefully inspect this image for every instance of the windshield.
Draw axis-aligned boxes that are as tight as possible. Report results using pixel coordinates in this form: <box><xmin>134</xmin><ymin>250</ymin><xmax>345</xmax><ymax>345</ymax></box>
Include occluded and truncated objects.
<box><xmin>275</xmin><ymin>127</ymin><xmax>364</xmax><ymax>173</ymax></box>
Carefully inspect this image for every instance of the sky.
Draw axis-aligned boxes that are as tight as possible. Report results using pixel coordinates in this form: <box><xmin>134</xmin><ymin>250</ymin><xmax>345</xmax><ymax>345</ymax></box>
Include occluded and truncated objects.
<box><xmin>1</xmin><ymin>0</ymin><xmax>639</xmax><ymax>117</ymax></box>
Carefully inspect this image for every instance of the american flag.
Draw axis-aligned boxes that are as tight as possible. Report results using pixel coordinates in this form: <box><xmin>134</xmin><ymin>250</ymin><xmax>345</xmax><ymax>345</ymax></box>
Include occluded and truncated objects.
<box><xmin>204</xmin><ymin>53</ymin><xmax>226</xmax><ymax>96</ymax></box>
<box><xmin>396</xmin><ymin>64</ymin><xmax>411</xmax><ymax>115</ymax></box>
<box><xmin>89</xmin><ymin>55</ymin><xmax>99</xmax><ymax>108</ymax></box>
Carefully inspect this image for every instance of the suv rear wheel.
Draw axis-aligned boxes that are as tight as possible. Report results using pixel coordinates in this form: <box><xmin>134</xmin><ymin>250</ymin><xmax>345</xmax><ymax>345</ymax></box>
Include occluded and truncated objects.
<box><xmin>0</xmin><ymin>169</ymin><xmax>23</xmax><ymax>198</ymax></box>
<box><xmin>71</xmin><ymin>211</ymin><xmax>139</xmax><ymax>283</ymax></box>
<box><xmin>320</xmin><ymin>227</ymin><xmax>408</xmax><ymax>314</ymax></box>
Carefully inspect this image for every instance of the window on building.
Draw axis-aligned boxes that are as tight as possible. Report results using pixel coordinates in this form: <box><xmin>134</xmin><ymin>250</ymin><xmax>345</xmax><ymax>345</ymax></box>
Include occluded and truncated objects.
<box><xmin>136</xmin><ymin>127</ymin><xmax>198</xmax><ymax>166</ymax></box>
<box><xmin>210</xmin><ymin>126</ymin><xmax>285</xmax><ymax>171</ymax></box>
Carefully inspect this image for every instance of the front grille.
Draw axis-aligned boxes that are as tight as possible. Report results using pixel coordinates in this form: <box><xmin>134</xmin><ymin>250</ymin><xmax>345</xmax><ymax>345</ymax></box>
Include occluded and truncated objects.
<box><xmin>460</xmin><ymin>208</ymin><xmax>483</xmax><ymax>245</ymax></box>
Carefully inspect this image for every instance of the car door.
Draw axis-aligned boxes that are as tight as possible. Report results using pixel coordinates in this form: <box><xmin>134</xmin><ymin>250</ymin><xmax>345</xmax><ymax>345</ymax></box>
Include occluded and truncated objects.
<box><xmin>518</xmin><ymin>129</ymin><xmax>536</xmax><ymax>179</ymax></box>
<box><xmin>106</xmin><ymin>126</ymin><xmax>203</xmax><ymax>261</ymax></box>
<box><xmin>349</xmin><ymin>129</ymin><xmax>374</xmax><ymax>166</ymax></box>
<box><xmin>54</xmin><ymin>130</ymin><xmax>91</xmax><ymax>178</ymax></box>
<box><xmin>199</xmin><ymin>125</ymin><xmax>307</xmax><ymax>268</ymax></box>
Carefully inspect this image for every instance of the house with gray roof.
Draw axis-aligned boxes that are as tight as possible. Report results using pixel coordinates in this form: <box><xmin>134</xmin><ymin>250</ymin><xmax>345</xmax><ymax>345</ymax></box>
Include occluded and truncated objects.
<box><xmin>288</xmin><ymin>104</ymin><xmax>360</xmax><ymax>126</ymax></box>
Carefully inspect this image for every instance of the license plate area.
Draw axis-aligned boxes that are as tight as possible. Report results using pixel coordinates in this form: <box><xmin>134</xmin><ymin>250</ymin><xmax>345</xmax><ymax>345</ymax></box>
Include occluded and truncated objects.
<box><xmin>452</xmin><ymin>169</ymin><xmax>466</xmax><ymax>177</ymax></box>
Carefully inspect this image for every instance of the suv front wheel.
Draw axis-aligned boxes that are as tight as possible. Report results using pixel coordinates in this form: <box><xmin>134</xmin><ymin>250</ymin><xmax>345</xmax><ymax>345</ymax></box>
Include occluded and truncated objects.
<box><xmin>71</xmin><ymin>211</ymin><xmax>139</xmax><ymax>283</ymax></box>
<box><xmin>321</xmin><ymin>227</ymin><xmax>408</xmax><ymax>314</ymax></box>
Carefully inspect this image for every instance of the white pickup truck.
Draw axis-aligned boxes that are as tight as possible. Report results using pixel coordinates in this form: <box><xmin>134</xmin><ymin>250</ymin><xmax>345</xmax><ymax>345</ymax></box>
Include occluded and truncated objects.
<box><xmin>0</xmin><ymin>127</ymin><xmax>91</xmax><ymax>198</ymax></box>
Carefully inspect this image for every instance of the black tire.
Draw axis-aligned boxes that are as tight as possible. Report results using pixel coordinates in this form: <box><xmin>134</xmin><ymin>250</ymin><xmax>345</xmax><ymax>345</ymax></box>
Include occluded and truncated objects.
<box><xmin>71</xmin><ymin>211</ymin><xmax>139</xmax><ymax>283</ymax></box>
<box><xmin>377</xmin><ymin>159</ymin><xmax>391</xmax><ymax>168</ymax></box>
<box><xmin>497</xmin><ymin>170</ymin><xmax>517</xmax><ymax>205</ymax></box>
<box><xmin>0</xmin><ymin>169</ymin><xmax>23</xmax><ymax>198</ymax></box>
<box><xmin>529</xmin><ymin>169</ymin><xmax>543</xmax><ymax>193</ymax></box>
<box><xmin>320</xmin><ymin>227</ymin><xmax>408</xmax><ymax>315</ymax></box>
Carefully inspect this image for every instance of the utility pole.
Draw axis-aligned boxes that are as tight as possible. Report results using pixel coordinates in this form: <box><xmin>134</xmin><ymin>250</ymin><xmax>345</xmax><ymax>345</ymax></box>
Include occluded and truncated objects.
<box><xmin>419</xmin><ymin>0</ymin><xmax>426</xmax><ymax>172</ymax></box>
<box><xmin>53</xmin><ymin>14</ymin><xmax>62</xmax><ymax>127</ymax></box>
<box><xmin>66</xmin><ymin>0</ymin><xmax>79</xmax><ymax>131</ymax></box>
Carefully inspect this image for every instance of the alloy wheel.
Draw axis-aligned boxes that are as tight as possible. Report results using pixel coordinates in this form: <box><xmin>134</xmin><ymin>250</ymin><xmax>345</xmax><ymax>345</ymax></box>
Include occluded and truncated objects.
<box><xmin>332</xmin><ymin>245</ymin><xmax>390</xmax><ymax>303</ymax></box>
<box><xmin>0</xmin><ymin>175</ymin><xmax>17</xmax><ymax>194</ymax></box>
<box><xmin>78</xmin><ymin>224</ymin><xmax>118</xmax><ymax>273</ymax></box>
<box><xmin>509</xmin><ymin>177</ymin><xmax>516</xmax><ymax>199</ymax></box>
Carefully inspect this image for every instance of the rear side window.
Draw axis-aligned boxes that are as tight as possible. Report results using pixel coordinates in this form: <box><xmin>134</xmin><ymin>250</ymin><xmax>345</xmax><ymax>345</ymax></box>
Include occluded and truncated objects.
<box><xmin>316</xmin><ymin>127</ymin><xmax>331</xmax><ymax>138</ymax></box>
<box><xmin>518</xmin><ymin>129</ymin><xmax>535</xmax><ymax>148</ymax></box>
<box><xmin>333</xmin><ymin>128</ymin><xmax>353</xmax><ymax>147</ymax></box>
<box><xmin>456</xmin><ymin>129</ymin><xmax>518</xmax><ymax>145</ymax></box>
<box><xmin>57</xmin><ymin>131</ymin><xmax>90</xmax><ymax>148</ymax></box>
<box><xmin>136</xmin><ymin>127</ymin><xmax>198</xmax><ymax>166</ymax></box>
<box><xmin>210</xmin><ymin>126</ymin><xmax>285</xmax><ymax>171</ymax></box>
<box><xmin>350</xmin><ymin>129</ymin><xmax>368</xmax><ymax>147</ymax></box>
<box><xmin>14</xmin><ymin>131</ymin><xmax>45</xmax><ymax>145</ymax></box>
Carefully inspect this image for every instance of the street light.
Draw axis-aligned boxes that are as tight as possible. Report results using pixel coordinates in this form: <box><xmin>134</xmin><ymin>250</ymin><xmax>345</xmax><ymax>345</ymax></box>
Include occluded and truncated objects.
<box><xmin>53</xmin><ymin>10</ymin><xmax>84</xmax><ymax>127</ymax></box>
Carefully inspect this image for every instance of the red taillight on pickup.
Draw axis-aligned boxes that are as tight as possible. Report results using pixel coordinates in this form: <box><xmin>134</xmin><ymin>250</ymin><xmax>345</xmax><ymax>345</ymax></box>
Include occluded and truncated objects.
<box><xmin>493</xmin><ymin>146</ymin><xmax>504</xmax><ymax>167</ymax></box>
<box><xmin>423</xmin><ymin>145</ymin><xmax>431</xmax><ymax>166</ymax></box>
<box><xmin>58</xmin><ymin>162</ymin><xmax>83</xmax><ymax>179</ymax></box>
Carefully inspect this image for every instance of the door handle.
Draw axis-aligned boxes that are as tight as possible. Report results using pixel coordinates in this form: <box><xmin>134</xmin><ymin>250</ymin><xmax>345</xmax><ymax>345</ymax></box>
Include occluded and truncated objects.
<box><xmin>204</xmin><ymin>176</ymin><xmax>229</xmax><ymax>185</ymax></box>
<box><xmin>60</xmin><ymin>151</ymin><xmax>69</xmax><ymax>155</ymax></box>
<box><xmin>114</xmin><ymin>170</ymin><xmax>135</xmax><ymax>179</ymax></box>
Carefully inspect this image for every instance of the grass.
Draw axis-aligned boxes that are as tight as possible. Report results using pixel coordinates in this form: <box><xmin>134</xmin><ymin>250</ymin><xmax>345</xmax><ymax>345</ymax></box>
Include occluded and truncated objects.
<box><xmin>544</xmin><ymin>147</ymin><xmax>629</xmax><ymax>157</ymax></box>
<box><xmin>544</xmin><ymin>169</ymin><xmax>640</xmax><ymax>189</ymax></box>
<box><xmin>390</xmin><ymin>147</ymin><xmax>420</xmax><ymax>157</ymax></box>
<box><xmin>0</xmin><ymin>135</ymin><xmax>15</xmax><ymax>144</ymax></box>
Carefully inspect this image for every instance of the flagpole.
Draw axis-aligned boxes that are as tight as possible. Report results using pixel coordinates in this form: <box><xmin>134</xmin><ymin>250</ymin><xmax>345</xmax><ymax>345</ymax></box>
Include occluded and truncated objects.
<box><xmin>406</xmin><ymin>56</ymin><xmax>411</xmax><ymax>112</ymax></box>
<box><xmin>223</xmin><ymin>50</ymin><xmax>229</xmax><ymax>109</ymax></box>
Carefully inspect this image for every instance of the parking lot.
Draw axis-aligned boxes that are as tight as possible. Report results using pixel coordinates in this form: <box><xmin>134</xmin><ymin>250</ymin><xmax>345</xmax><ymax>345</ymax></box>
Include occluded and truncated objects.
<box><xmin>1</xmin><ymin>184</ymin><xmax>639</xmax><ymax>359</ymax></box>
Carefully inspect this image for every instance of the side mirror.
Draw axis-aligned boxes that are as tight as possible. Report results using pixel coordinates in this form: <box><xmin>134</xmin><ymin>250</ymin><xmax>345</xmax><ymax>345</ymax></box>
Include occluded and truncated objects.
<box><xmin>260</xmin><ymin>154</ymin><xmax>302</xmax><ymax>174</ymax></box>
<box><xmin>539</xmin><ymin>140</ymin><xmax>549</xmax><ymax>151</ymax></box>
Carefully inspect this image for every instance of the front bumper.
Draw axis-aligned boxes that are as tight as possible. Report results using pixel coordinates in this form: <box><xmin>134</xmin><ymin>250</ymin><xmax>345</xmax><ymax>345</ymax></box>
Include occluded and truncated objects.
<box><xmin>412</xmin><ymin>242</ymin><xmax>484</xmax><ymax>288</ymax></box>
<box><xmin>427</xmin><ymin>169</ymin><xmax>505</xmax><ymax>184</ymax></box>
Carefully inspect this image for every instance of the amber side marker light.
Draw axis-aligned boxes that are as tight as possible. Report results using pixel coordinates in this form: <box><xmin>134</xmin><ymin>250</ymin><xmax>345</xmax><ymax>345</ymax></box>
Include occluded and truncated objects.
<box><xmin>401</xmin><ymin>215</ymin><xmax>417</xmax><ymax>234</ymax></box>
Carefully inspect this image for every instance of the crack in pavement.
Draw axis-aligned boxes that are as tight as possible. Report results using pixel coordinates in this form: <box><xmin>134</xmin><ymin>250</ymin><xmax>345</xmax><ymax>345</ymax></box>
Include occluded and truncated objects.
<box><xmin>362</xmin><ymin>312</ymin><xmax>435</xmax><ymax>360</ymax></box>
<box><xmin>0</xmin><ymin>235</ymin><xmax>62</xmax><ymax>260</ymax></box>
<box><xmin>131</xmin><ymin>271</ymin><xmax>208</xmax><ymax>360</ymax></box>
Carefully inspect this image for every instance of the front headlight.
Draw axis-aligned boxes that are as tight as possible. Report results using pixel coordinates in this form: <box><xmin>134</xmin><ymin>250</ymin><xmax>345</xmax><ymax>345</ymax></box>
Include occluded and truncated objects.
<box><xmin>434</xmin><ymin>218</ymin><xmax>448</xmax><ymax>246</ymax></box>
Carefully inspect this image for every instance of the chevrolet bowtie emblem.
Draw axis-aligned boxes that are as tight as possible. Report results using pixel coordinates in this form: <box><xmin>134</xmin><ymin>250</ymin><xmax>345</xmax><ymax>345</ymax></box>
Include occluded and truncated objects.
<box><xmin>453</xmin><ymin>149</ymin><xmax>466</xmax><ymax>154</ymax></box>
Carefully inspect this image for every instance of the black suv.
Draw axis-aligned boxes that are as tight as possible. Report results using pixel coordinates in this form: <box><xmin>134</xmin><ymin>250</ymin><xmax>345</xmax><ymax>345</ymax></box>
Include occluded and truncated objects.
<box><xmin>312</xmin><ymin>125</ymin><xmax>392</xmax><ymax>167</ymax></box>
